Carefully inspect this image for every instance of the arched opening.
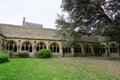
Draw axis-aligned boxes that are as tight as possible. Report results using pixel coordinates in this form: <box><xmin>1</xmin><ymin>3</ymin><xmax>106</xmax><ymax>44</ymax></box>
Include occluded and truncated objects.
<box><xmin>100</xmin><ymin>44</ymin><xmax>106</xmax><ymax>53</ymax></box>
<box><xmin>110</xmin><ymin>43</ymin><xmax>117</xmax><ymax>53</ymax></box>
<box><xmin>50</xmin><ymin>43</ymin><xmax>59</xmax><ymax>53</ymax></box>
<box><xmin>74</xmin><ymin>44</ymin><xmax>81</xmax><ymax>53</ymax></box>
<box><xmin>94</xmin><ymin>44</ymin><xmax>102</xmax><ymax>56</ymax></box>
<box><xmin>36</xmin><ymin>42</ymin><xmax>46</xmax><ymax>51</ymax></box>
<box><xmin>74</xmin><ymin>44</ymin><xmax>82</xmax><ymax>56</ymax></box>
<box><xmin>84</xmin><ymin>44</ymin><xmax>91</xmax><ymax>56</ymax></box>
<box><xmin>63</xmin><ymin>47</ymin><xmax>71</xmax><ymax>53</ymax></box>
<box><xmin>7</xmin><ymin>40</ymin><xmax>17</xmax><ymax>52</ymax></box>
<box><xmin>21</xmin><ymin>41</ymin><xmax>32</xmax><ymax>52</ymax></box>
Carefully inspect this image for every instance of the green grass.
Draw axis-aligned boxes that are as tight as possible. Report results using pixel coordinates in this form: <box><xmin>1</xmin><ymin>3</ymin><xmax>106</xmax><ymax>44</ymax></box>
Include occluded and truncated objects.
<box><xmin>0</xmin><ymin>58</ymin><xmax>120</xmax><ymax>80</ymax></box>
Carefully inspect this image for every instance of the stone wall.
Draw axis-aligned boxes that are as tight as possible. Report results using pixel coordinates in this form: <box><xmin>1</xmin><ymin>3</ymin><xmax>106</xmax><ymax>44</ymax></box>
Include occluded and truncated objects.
<box><xmin>0</xmin><ymin>23</ymin><xmax>111</xmax><ymax>42</ymax></box>
<box><xmin>0</xmin><ymin>36</ymin><xmax>2</xmax><ymax>50</ymax></box>
<box><xmin>0</xmin><ymin>35</ymin><xmax>6</xmax><ymax>50</ymax></box>
<box><xmin>4</xmin><ymin>38</ymin><xmax>102</xmax><ymax>57</ymax></box>
<box><xmin>0</xmin><ymin>23</ymin><xmax>119</xmax><ymax>58</ymax></box>
<box><xmin>0</xmin><ymin>23</ymin><xmax>58</xmax><ymax>40</ymax></box>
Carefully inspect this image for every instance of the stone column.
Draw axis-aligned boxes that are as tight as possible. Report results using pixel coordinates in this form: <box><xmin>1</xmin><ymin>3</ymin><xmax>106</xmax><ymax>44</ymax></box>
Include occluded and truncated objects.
<box><xmin>4</xmin><ymin>39</ymin><xmax>7</xmax><ymax>50</ymax></box>
<box><xmin>59</xmin><ymin>46</ymin><xmax>63</xmax><ymax>57</ymax></box>
<box><xmin>46</xmin><ymin>41</ymin><xmax>50</xmax><ymax>49</ymax></box>
<box><xmin>81</xmin><ymin>43</ymin><xmax>85</xmax><ymax>56</ymax></box>
<box><xmin>105</xmin><ymin>45</ymin><xmax>108</xmax><ymax>57</ymax></box>
<box><xmin>103</xmin><ymin>43</ymin><xmax>108</xmax><ymax>57</ymax></box>
<box><xmin>59</xmin><ymin>42</ymin><xmax>63</xmax><ymax>57</ymax></box>
<box><xmin>71</xmin><ymin>47</ymin><xmax>74</xmax><ymax>57</ymax></box>
<box><xmin>18</xmin><ymin>40</ymin><xmax>21</xmax><ymax>52</ymax></box>
<box><xmin>34</xmin><ymin>41</ymin><xmax>37</xmax><ymax>53</ymax></box>
<box><xmin>90</xmin><ymin>43</ymin><xmax>94</xmax><ymax>55</ymax></box>
<box><xmin>107</xmin><ymin>42</ymin><xmax>110</xmax><ymax>57</ymax></box>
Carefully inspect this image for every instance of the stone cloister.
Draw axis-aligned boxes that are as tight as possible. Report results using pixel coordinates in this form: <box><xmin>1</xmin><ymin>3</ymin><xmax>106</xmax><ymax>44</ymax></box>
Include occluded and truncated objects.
<box><xmin>0</xmin><ymin>21</ymin><xmax>120</xmax><ymax>58</ymax></box>
<box><xmin>0</xmin><ymin>38</ymin><xmax>118</xmax><ymax>58</ymax></box>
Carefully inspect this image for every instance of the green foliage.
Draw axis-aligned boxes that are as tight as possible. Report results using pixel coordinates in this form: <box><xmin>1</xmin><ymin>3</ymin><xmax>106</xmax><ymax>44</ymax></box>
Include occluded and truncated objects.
<box><xmin>2</xmin><ymin>50</ymin><xmax>10</xmax><ymax>54</ymax></box>
<box><xmin>61</xmin><ymin>0</ymin><xmax>119</xmax><ymax>26</ymax></box>
<box><xmin>0</xmin><ymin>51</ymin><xmax>9</xmax><ymax>63</ymax></box>
<box><xmin>56</xmin><ymin>0</ymin><xmax>120</xmax><ymax>46</ymax></box>
<box><xmin>37</xmin><ymin>49</ymin><xmax>51</xmax><ymax>58</ymax></box>
<box><xmin>9</xmin><ymin>50</ymin><xmax>15</xmax><ymax>58</ymax></box>
<box><xmin>18</xmin><ymin>51</ymin><xmax>29</xmax><ymax>58</ymax></box>
<box><xmin>2</xmin><ymin>50</ymin><xmax>16</xmax><ymax>58</ymax></box>
<box><xmin>55</xmin><ymin>15</ymin><xmax>84</xmax><ymax>47</ymax></box>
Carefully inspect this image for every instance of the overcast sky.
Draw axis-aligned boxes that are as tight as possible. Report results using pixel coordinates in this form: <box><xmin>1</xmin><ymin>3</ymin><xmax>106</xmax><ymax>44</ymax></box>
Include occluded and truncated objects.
<box><xmin>0</xmin><ymin>0</ymin><xmax>62</xmax><ymax>29</ymax></box>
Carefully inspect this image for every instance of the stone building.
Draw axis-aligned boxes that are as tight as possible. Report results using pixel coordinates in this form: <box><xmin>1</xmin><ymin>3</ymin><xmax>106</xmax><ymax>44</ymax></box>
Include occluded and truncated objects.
<box><xmin>0</xmin><ymin>19</ymin><xmax>120</xmax><ymax>58</ymax></box>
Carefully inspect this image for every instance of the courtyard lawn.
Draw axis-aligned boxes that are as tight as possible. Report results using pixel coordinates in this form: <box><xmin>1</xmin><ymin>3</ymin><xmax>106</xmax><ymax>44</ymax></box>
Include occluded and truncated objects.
<box><xmin>0</xmin><ymin>57</ymin><xmax>120</xmax><ymax>80</ymax></box>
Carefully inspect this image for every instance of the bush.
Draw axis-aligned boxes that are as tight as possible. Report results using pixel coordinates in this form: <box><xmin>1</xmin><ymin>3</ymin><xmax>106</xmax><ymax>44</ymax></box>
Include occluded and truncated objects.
<box><xmin>2</xmin><ymin>50</ymin><xmax>10</xmax><ymax>54</ymax></box>
<box><xmin>37</xmin><ymin>49</ymin><xmax>51</xmax><ymax>58</ymax></box>
<box><xmin>0</xmin><ymin>51</ymin><xmax>9</xmax><ymax>64</ymax></box>
<box><xmin>18</xmin><ymin>51</ymin><xmax>29</xmax><ymax>58</ymax></box>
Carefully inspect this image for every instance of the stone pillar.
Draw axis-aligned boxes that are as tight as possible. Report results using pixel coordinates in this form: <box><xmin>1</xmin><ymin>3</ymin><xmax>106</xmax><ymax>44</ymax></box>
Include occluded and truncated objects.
<box><xmin>103</xmin><ymin>43</ymin><xmax>108</xmax><ymax>57</ymax></box>
<box><xmin>107</xmin><ymin>42</ymin><xmax>110</xmax><ymax>57</ymax></box>
<box><xmin>33</xmin><ymin>41</ymin><xmax>37</xmax><ymax>53</ymax></box>
<box><xmin>59</xmin><ymin>42</ymin><xmax>63</xmax><ymax>57</ymax></box>
<box><xmin>18</xmin><ymin>40</ymin><xmax>21</xmax><ymax>52</ymax></box>
<box><xmin>4</xmin><ymin>39</ymin><xmax>7</xmax><ymax>50</ymax></box>
<box><xmin>71</xmin><ymin>47</ymin><xmax>74</xmax><ymax>57</ymax></box>
<box><xmin>90</xmin><ymin>43</ymin><xmax>94</xmax><ymax>55</ymax></box>
<box><xmin>46</xmin><ymin>41</ymin><xmax>50</xmax><ymax>49</ymax></box>
<box><xmin>59</xmin><ymin>46</ymin><xmax>63</xmax><ymax>57</ymax></box>
<box><xmin>118</xmin><ymin>41</ymin><xmax>120</xmax><ymax>57</ymax></box>
<box><xmin>105</xmin><ymin>45</ymin><xmax>108</xmax><ymax>57</ymax></box>
<box><xmin>81</xmin><ymin>43</ymin><xmax>85</xmax><ymax>56</ymax></box>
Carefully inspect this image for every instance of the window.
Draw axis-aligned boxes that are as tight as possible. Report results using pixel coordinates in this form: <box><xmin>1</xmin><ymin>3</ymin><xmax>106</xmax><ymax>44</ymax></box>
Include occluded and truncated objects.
<box><xmin>22</xmin><ymin>41</ymin><xmax>32</xmax><ymax>52</ymax></box>
<box><xmin>7</xmin><ymin>40</ymin><xmax>17</xmax><ymax>52</ymax></box>
<box><xmin>74</xmin><ymin>44</ymin><xmax>81</xmax><ymax>53</ymax></box>
<box><xmin>84</xmin><ymin>44</ymin><xmax>91</xmax><ymax>53</ymax></box>
<box><xmin>110</xmin><ymin>44</ymin><xmax>117</xmax><ymax>53</ymax></box>
<box><xmin>100</xmin><ymin>44</ymin><xmax>106</xmax><ymax>53</ymax></box>
<box><xmin>50</xmin><ymin>43</ymin><xmax>59</xmax><ymax>53</ymax></box>
<box><xmin>94</xmin><ymin>44</ymin><xmax>104</xmax><ymax>56</ymax></box>
<box><xmin>94</xmin><ymin>45</ymin><xmax>100</xmax><ymax>54</ymax></box>
<box><xmin>63</xmin><ymin>47</ymin><xmax>71</xmax><ymax>53</ymax></box>
<box><xmin>36</xmin><ymin>42</ymin><xmax>46</xmax><ymax>51</ymax></box>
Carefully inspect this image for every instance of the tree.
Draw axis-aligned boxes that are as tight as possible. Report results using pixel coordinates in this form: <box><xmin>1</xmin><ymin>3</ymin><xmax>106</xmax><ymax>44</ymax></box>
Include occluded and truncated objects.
<box><xmin>55</xmin><ymin>0</ymin><xmax>120</xmax><ymax>47</ymax></box>
<box><xmin>55</xmin><ymin>14</ymin><xmax>89</xmax><ymax>47</ymax></box>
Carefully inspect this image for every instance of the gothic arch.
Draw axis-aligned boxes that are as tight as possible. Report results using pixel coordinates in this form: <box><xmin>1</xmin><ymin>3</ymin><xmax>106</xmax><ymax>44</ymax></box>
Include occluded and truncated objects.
<box><xmin>36</xmin><ymin>42</ymin><xmax>46</xmax><ymax>51</ymax></box>
<box><xmin>74</xmin><ymin>44</ymin><xmax>81</xmax><ymax>53</ymax></box>
<box><xmin>21</xmin><ymin>41</ymin><xmax>32</xmax><ymax>52</ymax></box>
<box><xmin>100</xmin><ymin>44</ymin><xmax>106</xmax><ymax>53</ymax></box>
<box><xmin>93</xmin><ymin>44</ymin><xmax>102</xmax><ymax>56</ymax></box>
<box><xmin>84</xmin><ymin>44</ymin><xmax>91</xmax><ymax>55</ymax></box>
<box><xmin>50</xmin><ymin>42</ymin><xmax>59</xmax><ymax>53</ymax></box>
<box><xmin>63</xmin><ymin>47</ymin><xmax>71</xmax><ymax>53</ymax></box>
<box><xmin>110</xmin><ymin>43</ymin><xmax>117</xmax><ymax>53</ymax></box>
<box><xmin>7</xmin><ymin>40</ymin><xmax>17</xmax><ymax>52</ymax></box>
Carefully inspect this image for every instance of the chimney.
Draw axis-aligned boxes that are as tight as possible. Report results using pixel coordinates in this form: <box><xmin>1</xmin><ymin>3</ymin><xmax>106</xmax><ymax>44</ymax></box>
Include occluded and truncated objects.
<box><xmin>23</xmin><ymin>17</ymin><xmax>25</xmax><ymax>26</ymax></box>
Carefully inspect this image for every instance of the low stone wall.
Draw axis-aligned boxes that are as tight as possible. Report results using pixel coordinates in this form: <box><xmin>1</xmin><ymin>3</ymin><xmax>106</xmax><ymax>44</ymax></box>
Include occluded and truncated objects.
<box><xmin>110</xmin><ymin>53</ymin><xmax>120</xmax><ymax>59</ymax></box>
<box><xmin>51</xmin><ymin>53</ymin><xmax>62</xmax><ymax>58</ymax></box>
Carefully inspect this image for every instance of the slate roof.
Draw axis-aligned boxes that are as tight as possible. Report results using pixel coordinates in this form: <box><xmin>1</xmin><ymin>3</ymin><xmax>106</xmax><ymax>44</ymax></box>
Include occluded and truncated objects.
<box><xmin>0</xmin><ymin>23</ymin><xmax>110</xmax><ymax>42</ymax></box>
<box><xmin>0</xmin><ymin>23</ymin><xmax>59</xmax><ymax>40</ymax></box>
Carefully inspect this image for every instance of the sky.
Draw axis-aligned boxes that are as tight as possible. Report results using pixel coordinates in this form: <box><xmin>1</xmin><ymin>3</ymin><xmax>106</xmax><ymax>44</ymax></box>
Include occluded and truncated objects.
<box><xmin>0</xmin><ymin>0</ymin><xmax>63</xmax><ymax>29</ymax></box>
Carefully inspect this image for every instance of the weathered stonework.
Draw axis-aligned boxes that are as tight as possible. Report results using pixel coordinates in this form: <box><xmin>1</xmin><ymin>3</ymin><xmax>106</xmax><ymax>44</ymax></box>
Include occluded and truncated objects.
<box><xmin>0</xmin><ymin>23</ymin><xmax>119</xmax><ymax>58</ymax></box>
